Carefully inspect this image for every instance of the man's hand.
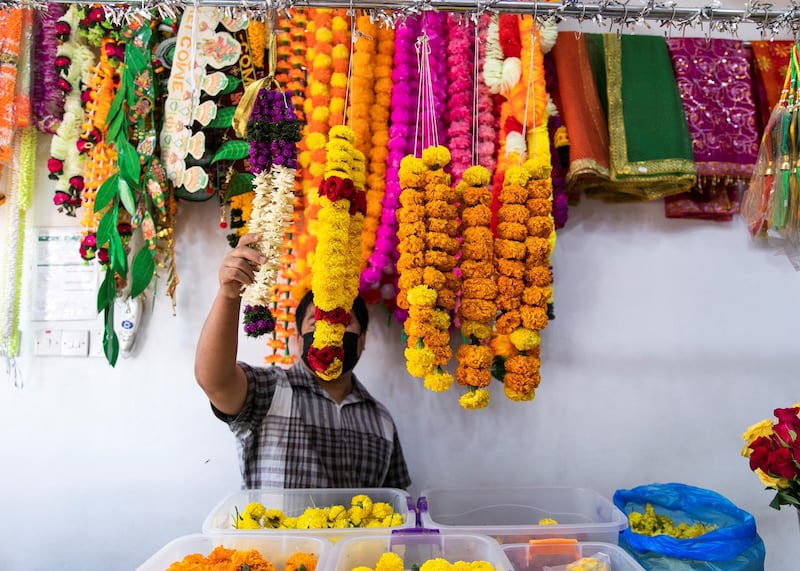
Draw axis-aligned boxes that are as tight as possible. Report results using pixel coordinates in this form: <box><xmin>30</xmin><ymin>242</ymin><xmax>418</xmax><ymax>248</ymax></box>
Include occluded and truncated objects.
<box><xmin>219</xmin><ymin>233</ymin><xmax>266</xmax><ymax>300</ymax></box>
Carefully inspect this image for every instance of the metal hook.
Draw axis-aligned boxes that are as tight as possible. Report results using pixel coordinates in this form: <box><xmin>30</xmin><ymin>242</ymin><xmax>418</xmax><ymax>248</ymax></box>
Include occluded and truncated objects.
<box><xmin>574</xmin><ymin>3</ymin><xmax>587</xmax><ymax>39</ymax></box>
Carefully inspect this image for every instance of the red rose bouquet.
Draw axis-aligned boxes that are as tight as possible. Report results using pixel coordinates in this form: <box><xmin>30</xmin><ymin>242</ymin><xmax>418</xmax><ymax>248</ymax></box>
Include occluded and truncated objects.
<box><xmin>741</xmin><ymin>403</ymin><xmax>800</xmax><ymax>510</ymax></box>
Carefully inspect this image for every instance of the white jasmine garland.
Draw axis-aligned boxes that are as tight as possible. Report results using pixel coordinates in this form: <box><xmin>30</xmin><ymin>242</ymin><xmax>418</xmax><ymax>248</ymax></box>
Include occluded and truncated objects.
<box><xmin>242</xmin><ymin>165</ymin><xmax>297</xmax><ymax>306</ymax></box>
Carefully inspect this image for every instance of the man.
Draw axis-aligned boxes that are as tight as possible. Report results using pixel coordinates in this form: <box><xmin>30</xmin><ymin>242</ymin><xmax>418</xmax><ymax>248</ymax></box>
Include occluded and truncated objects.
<box><xmin>195</xmin><ymin>233</ymin><xmax>411</xmax><ymax>489</ymax></box>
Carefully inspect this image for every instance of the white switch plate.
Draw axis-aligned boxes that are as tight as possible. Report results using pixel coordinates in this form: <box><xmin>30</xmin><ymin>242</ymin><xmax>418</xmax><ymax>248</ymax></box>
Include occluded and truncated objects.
<box><xmin>61</xmin><ymin>330</ymin><xmax>89</xmax><ymax>357</ymax></box>
<box><xmin>34</xmin><ymin>329</ymin><xmax>62</xmax><ymax>356</ymax></box>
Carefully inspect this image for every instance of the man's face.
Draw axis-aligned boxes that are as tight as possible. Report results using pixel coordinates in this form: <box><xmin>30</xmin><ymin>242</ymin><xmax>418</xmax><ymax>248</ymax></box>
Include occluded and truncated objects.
<box><xmin>297</xmin><ymin>305</ymin><xmax>366</xmax><ymax>361</ymax></box>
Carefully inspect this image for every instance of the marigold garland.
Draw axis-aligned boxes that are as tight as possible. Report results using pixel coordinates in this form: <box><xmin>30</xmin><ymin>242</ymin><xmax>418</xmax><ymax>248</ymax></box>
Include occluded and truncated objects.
<box><xmin>309</xmin><ymin>125</ymin><xmax>365</xmax><ymax>380</ymax></box>
<box><xmin>359</xmin><ymin>16</ymin><xmax>418</xmax><ymax>315</ymax></box>
<box><xmin>167</xmin><ymin>546</ymin><xmax>317</xmax><ymax>571</ymax></box>
<box><xmin>455</xmin><ymin>165</ymin><xmax>496</xmax><ymax>409</ymax></box>
<box><xmin>328</xmin><ymin>11</ymin><xmax>349</xmax><ymax>128</ymax></box>
<box><xmin>0</xmin><ymin>8</ymin><xmax>23</xmax><ymax>165</ymax></box>
<box><xmin>294</xmin><ymin>9</ymin><xmax>333</xmax><ymax>300</ymax></box>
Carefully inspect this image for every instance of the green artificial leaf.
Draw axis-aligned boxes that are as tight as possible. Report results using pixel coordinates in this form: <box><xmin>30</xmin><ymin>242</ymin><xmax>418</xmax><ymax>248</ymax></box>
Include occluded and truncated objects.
<box><xmin>110</xmin><ymin>232</ymin><xmax>127</xmax><ymax>276</ymax></box>
<box><xmin>106</xmin><ymin>88</ymin><xmax>126</xmax><ymax>131</ymax></box>
<box><xmin>207</xmin><ymin>106</ymin><xmax>236</xmax><ymax>129</ymax></box>
<box><xmin>226</xmin><ymin>172</ymin><xmax>255</xmax><ymax>200</ymax></box>
<box><xmin>96</xmin><ymin>205</ymin><xmax>118</xmax><ymax>248</ymax></box>
<box><xmin>118</xmin><ymin>139</ymin><xmax>142</xmax><ymax>189</ymax></box>
<box><xmin>106</xmin><ymin>107</ymin><xmax>126</xmax><ymax>144</ymax></box>
<box><xmin>97</xmin><ymin>268</ymin><xmax>114</xmax><ymax>313</ymax></box>
<box><xmin>129</xmin><ymin>247</ymin><xmax>155</xmax><ymax>298</ymax></box>
<box><xmin>118</xmin><ymin>178</ymin><xmax>136</xmax><ymax>216</ymax></box>
<box><xmin>126</xmin><ymin>47</ymin><xmax>147</xmax><ymax>75</ymax></box>
<box><xmin>94</xmin><ymin>174</ymin><xmax>120</xmax><ymax>213</ymax></box>
<box><xmin>490</xmin><ymin>356</ymin><xmax>507</xmax><ymax>382</ymax></box>
<box><xmin>220</xmin><ymin>76</ymin><xmax>242</xmax><ymax>95</ymax></box>
<box><xmin>211</xmin><ymin>140</ymin><xmax>250</xmax><ymax>164</ymax></box>
<box><xmin>103</xmin><ymin>309</ymin><xmax>119</xmax><ymax>367</ymax></box>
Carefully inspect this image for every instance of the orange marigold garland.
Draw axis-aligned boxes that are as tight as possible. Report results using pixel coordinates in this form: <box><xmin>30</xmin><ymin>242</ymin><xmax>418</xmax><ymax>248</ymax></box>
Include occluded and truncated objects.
<box><xmin>502</xmin><ymin>157</ymin><xmax>555</xmax><ymax>402</ymax></box>
<box><xmin>360</xmin><ymin>23</ymin><xmax>393</xmax><ymax>284</ymax></box>
<box><xmin>455</xmin><ymin>165</ymin><xmax>496</xmax><ymax>410</ymax></box>
<box><xmin>294</xmin><ymin>9</ymin><xmax>332</xmax><ymax>299</ymax></box>
<box><xmin>309</xmin><ymin>125</ymin><xmax>366</xmax><ymax>380</ymax></box>
<box><xmin>328</xmin><ymin>11</ymin><xmax>349</xmax><ymax>128</ymax></box>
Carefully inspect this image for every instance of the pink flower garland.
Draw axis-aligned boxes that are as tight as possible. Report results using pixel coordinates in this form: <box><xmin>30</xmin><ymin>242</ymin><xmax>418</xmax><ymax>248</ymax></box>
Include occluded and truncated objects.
<box><xmin>445</xmin><ymin>14</ymin><xmax>474</xmax><ymax>184</ymax></box>
<box><xmin>359</xmin><ymin>15</ymin><xmax>420</xmax><ymax>320</ymax></box>
<box><xmin>32</xmin><ymin>4</ymin><xmax>66</xmax><ymax>134</ymax></box>
<box><xmin>477</xmin><ymin>14</ymin><xmax>497</xmax><ymax>174</ymax></box>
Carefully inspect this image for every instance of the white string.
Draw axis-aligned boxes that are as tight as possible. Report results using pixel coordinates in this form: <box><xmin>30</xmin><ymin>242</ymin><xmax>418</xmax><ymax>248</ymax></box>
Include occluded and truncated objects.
<box><xmin>414</xmin><ymin>30</ymin><xmax>426</xmax><ymax>157</ymax></box>
<box><xmin>343</xmin><ymin>3</ymin><xmax>356</xmax><ymax>127</ymax></box>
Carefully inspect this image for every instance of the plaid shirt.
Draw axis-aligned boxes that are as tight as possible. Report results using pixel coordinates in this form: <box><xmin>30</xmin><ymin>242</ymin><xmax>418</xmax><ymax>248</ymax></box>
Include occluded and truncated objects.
<box><xmin>213</xmin><ymin>361</ymin><xmax>411</xmax><ymax>490</ymax></box>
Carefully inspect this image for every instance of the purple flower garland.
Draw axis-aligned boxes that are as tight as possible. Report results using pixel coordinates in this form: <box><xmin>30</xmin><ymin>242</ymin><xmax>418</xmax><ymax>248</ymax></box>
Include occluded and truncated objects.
<box><xmin>33</xmin><ymin>5</ymin><xmax>66</xmax><ymax>134</ymax></box>
<box><xmin>543</xmin><ymin>51</ymin><xmax>568</xmax><ymax>229</ymax></box>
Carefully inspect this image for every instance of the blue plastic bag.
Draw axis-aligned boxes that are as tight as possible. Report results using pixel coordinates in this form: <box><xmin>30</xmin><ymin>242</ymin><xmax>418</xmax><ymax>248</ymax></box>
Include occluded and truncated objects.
<box><xmin>613</xmin><ymin>483</ymin><xmax>766</xmax><ymax>571</ymax></box>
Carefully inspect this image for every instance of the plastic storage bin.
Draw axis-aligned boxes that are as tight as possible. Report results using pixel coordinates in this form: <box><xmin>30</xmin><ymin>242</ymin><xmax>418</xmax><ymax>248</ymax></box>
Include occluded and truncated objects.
<box><xmin>328</xmin><ymin>531</ymin><xmax>514</xmax><ymax>571</ymax></box>
<box><xmin>502</xmin><ymin>541</ymin><xmax>645</xmax><ymax>571</ymax></box>
<box><xmin>203</xmin><ymin>488</ymin><xmax>416</xmax><ymax>539</ymax></box>
<box><xmin>418</xmin><ymin>487</ymin><xmax>628</xmax><ymax>544</ymax></box>
<box><xmin>137</xmin><ymin>533</ymin><xmax>332</xmax><ymax>571</ymax></box>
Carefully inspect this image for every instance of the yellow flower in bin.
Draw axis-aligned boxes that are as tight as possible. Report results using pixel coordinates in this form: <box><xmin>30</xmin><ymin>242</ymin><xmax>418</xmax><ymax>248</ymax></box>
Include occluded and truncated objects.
<box><xmin>242</xmin><ymin>501</ymin><xmax>266</xmax><ymax>521</ymax></box>
<box><xmin>371</xmin><ymin>502</ymin><xmax>393</xmax><ymax>519</ymax></box>
<box><xmin>351</xmin><ymin>494</ymin><xmax>373</xmax><ymax>515</ymax></box>
<box><xmin>420</xmin><ymin>558</ymin><xmax>451</xmax><ymax>571</ymax></box>
<box><xmin>376</xmin><ymin>552</ymin><xmax>404</xmax><ymax>571</ymax></box>
<box><xmin>328</xmin><ymin>504</ymin><xmax>347</xmax><ymax>523</ymax></box>
<box><xmin>470</xmin><ymin>562</ymin><xmax>495</xmax><ymax>571</ymax></box>
<box><xmin>264</xmin><ymin>508</ymin><xmax>285</xmax><ymax>528</ymax></box>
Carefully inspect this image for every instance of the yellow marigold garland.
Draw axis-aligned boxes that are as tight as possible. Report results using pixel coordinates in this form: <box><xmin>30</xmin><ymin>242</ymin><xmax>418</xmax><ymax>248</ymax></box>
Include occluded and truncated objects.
<box><xmin>309</xmin><ymin>125</ymin><xmax>365</xmax><ymax>380</ymax></box>
<box><xmin>328</xmin><ymin>11</ymin><xmax>349</xmax><ymax>128</ymax></box>
<box><xmin>294</xmin><ymin>9</ymin><xmax>332</xmax><ymax>300</ymax></box>
<box><xmin>455</xmin><ymin>165</ymin><xmax>496</xmax><ymax>410</ymax></box>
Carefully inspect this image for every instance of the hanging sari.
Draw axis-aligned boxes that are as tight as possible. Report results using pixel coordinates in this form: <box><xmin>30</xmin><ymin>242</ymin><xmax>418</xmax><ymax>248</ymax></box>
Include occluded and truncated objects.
<box><xmin>664</xmin><ymin>38</ymin><xmax>759</xmax><ymax>221</ymax></box>
<box><xmin>585</xmin><ymin>34</ymin><xmax>696</xmax><ymax>201</ymax></box>
<box><xmin>751</xmin><ymin>41</ymin><xmax>794</xmax><ymax>112</ymax></box>
<box><xmin>551</xmin><ymin>32</ymin><xmax>610</xmax><ymax>200</ymax></box>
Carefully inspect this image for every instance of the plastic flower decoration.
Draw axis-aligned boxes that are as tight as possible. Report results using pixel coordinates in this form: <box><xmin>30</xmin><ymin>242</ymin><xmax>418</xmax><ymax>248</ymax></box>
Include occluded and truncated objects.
<box><xmin>741</xmin><ymin>403</ymin><xmax>800</xmax><ymax>510</ymax></box>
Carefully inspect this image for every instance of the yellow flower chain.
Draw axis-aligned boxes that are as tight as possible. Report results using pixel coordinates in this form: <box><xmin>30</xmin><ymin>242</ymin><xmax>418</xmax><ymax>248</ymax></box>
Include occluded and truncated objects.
<box><xmin>294</xmin><ymin>9</ymin><xmax>333</xmax><ymax>300</ymax></box>
<box><xmin>310</xmin><ymin>125</ymin><xmax>364</xmax><ymax>380</ymax></box>
<box><xmin>455</xmin><ymin>165</ymin><xmax>496</xmax><ymax>409</ymax></box>
<box><xmin>361</xmin><ymin>24</ymin><xmax>394</xmax><ymax>275</ymax></box>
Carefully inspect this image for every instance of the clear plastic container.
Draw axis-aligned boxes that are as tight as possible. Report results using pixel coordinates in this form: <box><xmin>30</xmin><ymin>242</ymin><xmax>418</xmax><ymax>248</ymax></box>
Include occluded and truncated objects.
<box><xmin>502</xmin><ymin>541</ymin><xmax>645</xmax><ymax>571</ymax></box>
<box><xmin>203</xmin><ymin>488</ymin><xmax>416</xmax><ymax>539</ymax></box>
<box><xmin>418</xmin><ymin>487</ymin><xmax>628</xmax><ymax>544</ymax></box>
<box><xmin>137</xmin><ymin>533</ymin><xmax>332</xmax><ymax>571</ymax></box>
<box><xmin>327</xmin><ymin>531</ymin><xmax>514</xmax><ymax>571</ymax></box>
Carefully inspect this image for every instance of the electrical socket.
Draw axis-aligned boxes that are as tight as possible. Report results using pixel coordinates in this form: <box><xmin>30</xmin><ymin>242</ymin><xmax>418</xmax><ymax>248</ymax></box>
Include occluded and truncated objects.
<box><xmin>34</xmin><ymin>329</ymin><xmax>62</xmax><ymax>356</ymax></box>
<box><xmin>89</xmin><ymin>330</ymin><xmax>105</xmax><ymax>358</ymax></box>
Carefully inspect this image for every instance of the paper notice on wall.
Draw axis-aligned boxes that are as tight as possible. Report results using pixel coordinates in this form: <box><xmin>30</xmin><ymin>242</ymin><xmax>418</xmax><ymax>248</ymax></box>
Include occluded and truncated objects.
<box><xmin>32</xmin><ymin>228</ymin><xmax>99</xmax><ymax>322</ymax></box>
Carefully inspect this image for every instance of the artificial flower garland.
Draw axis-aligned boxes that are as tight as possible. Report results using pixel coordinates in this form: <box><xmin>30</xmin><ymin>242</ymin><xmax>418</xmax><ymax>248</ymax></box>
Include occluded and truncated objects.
<box><xmin>241</xmin><ymin>87</ymin><xmax>301</xmax><ymax>338</ymax></box>
<box><xmin>359</xmin><ymin>16</ymin><xmax>419</xmax><ymax>316</ymax></box>
<box><xmin>32</xmin><ymin>3</ymin><xmax>66</xmax><ymax>135</ymax></box>
<box><xmin>0</xmin><ymin>8</ymin><xmax>23</xmax><ymax>165</ymax></box>
<box><xmin>294</xmin><ymin>8</ymin><xmax>333</xmax><ymax>300</ymax></box>
<box><xmin>476</xmin><ymin>14</ymin><xmax>498</xmax><ymax>174</ymax></box>
<box><xmin>167</xmin><ymin>547</ymin><xmax>318</xmax><ymax>571</ymax></box>
<box><xmin>309</xmin><ymin>125</ymin><xmax>365</xmax><ymax>380</ymax></box>
<box><xmin>49</xmin><ymin>5</ymin><xmax>95</xmax><ymax>218</ymax></box>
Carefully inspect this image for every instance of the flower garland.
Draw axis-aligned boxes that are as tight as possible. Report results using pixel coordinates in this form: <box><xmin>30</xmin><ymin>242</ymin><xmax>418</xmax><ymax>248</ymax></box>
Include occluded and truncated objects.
<box><xmin>32</xmin><ymin>3</ymin><xmax>66</xmax><ymax>135</ymax></box>
<box><xmin>445</xmin><ymin>14</ymin><xmax>474</xmax><ymax>184</ymax></box>
<box><xmin>328</xmin><ymin>11</ymin><xmax>349</xmax><ymax>128</ymax></box>
<box><xmin>241</xmin><ymin>88</ymin><xmax>301</xmax><ymax>338</ymax></box>
<box><xmin>359</xmin><ymin>16</ymin><xmax>418</xmax><ymax>315</ymax></box>
<box><xmin>294</xmin><ymin>8</ymin><xmax>333</xmax><ymax>300</ymax></box>
<box><xmin>476</xmin><ymin>14</ymin><xmax>497</xmax><ymax>174</ymax></box>
<box><xmin>501</xmin><ymin>157</ymin><xmax>554</xmax><ymax>402</ymax></box>
<box><xmin>309</xmin><ymin>125</ymin><xmax>365</xmax><ymax>380</ymax></box>
<box><xmin>397</xmin><ymin>147</ymin><xmax>459</xmax><ymax>392</ymax></box>
<box><xmin>48</xmin><ymin>7</ymin><xmax>94</xmax><ymax>218</ymax></box>
<box><xmin>0</xmin><ymin>8</ymin><xmax>24</xmax><ymax>165</ymax></box>
<box><xmin>455</xmin><ymin>165</ymin><xmax>496</xmax><ymax>410</ymax></box>
<box><xmin>168</xmin><ymin>547</ymin><xmax>318</xmax><ymax>571</ymax></box>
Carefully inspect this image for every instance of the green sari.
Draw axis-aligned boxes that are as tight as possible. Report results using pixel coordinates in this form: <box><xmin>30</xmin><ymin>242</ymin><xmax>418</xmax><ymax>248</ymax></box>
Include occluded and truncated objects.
<box><xmin>585</xmin><ymin>34</ymin><xmax>697</xmax><ymax>200</ymax></box>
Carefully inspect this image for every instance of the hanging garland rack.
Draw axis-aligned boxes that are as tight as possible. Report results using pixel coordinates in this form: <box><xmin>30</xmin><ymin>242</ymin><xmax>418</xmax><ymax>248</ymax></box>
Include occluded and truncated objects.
<box><xmin>10</xmin><ymin>0</ymin><xmax>800</xmax><ymax>37</ymax></box>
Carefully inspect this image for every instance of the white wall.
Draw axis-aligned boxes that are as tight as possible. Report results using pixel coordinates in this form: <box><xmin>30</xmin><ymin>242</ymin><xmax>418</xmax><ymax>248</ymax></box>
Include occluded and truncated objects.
<box><xmin>1</xmin><ymin>133</ymin><xmax>798</xmax><ymax>569</ymax></box>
